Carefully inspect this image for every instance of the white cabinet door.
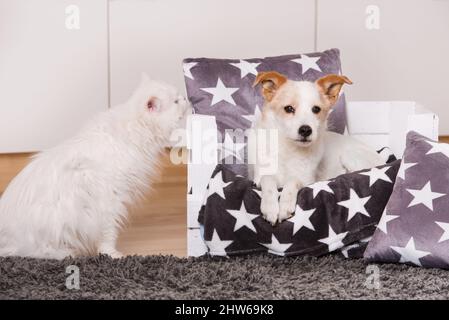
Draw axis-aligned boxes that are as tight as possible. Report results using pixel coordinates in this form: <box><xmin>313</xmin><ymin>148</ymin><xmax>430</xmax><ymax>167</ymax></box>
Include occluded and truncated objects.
<box><xmin>109</xmin><ymin>0</ymin><xmax>316</xmax><ymax>106</ymax></box>
<box><xmin>0</xmin><ymin>0</ymin><xmax>108</xmax><ymax>153</ymax></box>
<box><xmin>317</xmin><ymin>0</ymin><xmax>449</xmax><ymax>134</ymax></box>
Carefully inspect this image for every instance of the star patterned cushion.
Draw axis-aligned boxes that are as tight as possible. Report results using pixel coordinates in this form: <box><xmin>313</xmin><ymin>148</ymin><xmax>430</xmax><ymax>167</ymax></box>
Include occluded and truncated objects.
<box><xmin>365</xmin><ymin>131</ymin><xmax>449</xmax><ymax>269</ymax></box>
<box><xmin>198</xmin><ymin>156</ymin><xmax>400</xmax><ymax>258</ymax></box>
<box><xmin>183</xmin><ymin>48</ymin><xmax>347</xmax><ymax>177</ymax></box>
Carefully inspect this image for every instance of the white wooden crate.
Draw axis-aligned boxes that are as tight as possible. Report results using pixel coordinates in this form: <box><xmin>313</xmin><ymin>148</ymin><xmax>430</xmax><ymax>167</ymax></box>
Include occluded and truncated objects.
<box><xmin>186</xmin><ymin>101</ymin><xmax>439</xmax><ymax>257</ymax></box>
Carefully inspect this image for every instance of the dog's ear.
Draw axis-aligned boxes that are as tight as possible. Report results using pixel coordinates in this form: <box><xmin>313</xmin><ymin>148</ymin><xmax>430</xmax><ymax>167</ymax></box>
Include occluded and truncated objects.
<box><xmin>147</xmin><ymin>97</ymin><xmax>161</xmax><ymax>112</ymax></box>
<box><xmin>316</xmin><ymin>74</ymin><xmax>352</xmax><ymax>106</ymax></box>
<box><xmin>253</xmin><ymin>71</ymin><xmax>288</xmax><ymax>101</ymax></box>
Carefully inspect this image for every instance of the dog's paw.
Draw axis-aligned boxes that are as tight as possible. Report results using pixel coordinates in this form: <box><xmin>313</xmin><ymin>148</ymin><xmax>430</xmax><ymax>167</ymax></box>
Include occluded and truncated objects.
<box><xmin>278</xmin><ymin>205</ymin><xmax>295</xmax><ymax>223</ymax></box>
<box><xmin>261</xmin><ymin>198</ymin><xmax>279</xmax><ymax>226</ymax></box>
<box><xmin>278</xmin><ymin>195</ymin><xmax>297</xmax><ymax>223</ymax></box>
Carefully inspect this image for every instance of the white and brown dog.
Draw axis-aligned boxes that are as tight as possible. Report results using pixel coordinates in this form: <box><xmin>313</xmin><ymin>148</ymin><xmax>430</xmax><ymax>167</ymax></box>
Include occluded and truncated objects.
<box><xmin>250</xmin><ymin>71</ymin><xmax>384</xmax><ymax>225</ymax></box>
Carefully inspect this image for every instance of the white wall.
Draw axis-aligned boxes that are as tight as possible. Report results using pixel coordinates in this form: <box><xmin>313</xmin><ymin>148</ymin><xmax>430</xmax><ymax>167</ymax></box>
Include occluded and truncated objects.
<box><xmin>317</xmin><ymin>0</ymin><xmax>449</xmax><ymax>134</ymax></box>
<box><xmin>1</xmin><ymin>0</ymin><xmax>448</xmax><ymax>153</ymax></box>
<box><xmin>109</xmin><ymin>0</ymin><xmax>316</xmax><ymax>106</ymax></box>
<box><xmin>110</xmin><ymin>0</ymin><xmax>449</xmax><ymax>133</ymax></box>
<box><xmin>0</xmin><ymin>0</ymin><xmax>108</xmax><ymax>153</ymax></box>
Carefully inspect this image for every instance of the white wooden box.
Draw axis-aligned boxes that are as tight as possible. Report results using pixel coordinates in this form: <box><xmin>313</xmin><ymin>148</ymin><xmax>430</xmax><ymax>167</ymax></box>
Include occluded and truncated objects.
<box><xmin>186</xmin><ymin>101</ymin><xmax>439</xmax><ymax>257</ymax></box>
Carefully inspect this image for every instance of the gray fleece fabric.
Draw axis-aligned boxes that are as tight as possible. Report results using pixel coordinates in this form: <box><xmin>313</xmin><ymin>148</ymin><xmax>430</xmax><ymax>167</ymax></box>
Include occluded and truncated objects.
<box><xmin>0</xmin><ymin>254</ymin><xmax>448</xmax><ymax>299</ymax></box>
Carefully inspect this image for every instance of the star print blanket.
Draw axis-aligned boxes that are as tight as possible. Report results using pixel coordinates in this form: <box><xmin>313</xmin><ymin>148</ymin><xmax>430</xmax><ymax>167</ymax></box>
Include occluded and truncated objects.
<box><xmin>198</xmin><ymin>158</ymin><xmax>400</xmax><ymax>258</ymax></box>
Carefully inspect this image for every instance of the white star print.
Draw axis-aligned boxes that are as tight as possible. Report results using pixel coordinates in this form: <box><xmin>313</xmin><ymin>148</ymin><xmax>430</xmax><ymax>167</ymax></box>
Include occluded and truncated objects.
<box><xmin>218</xmin><ymin>133</ymin><xmax>246</xmax><ymax>162</ymax></box>
<box><xmin>227</xmin><ymin>202</ymin><xmax>259</xmax><ymax>233</ymax></box>
<box><xmin>337</xmin><ymin>189</ymin><xmax>371</xmax><ymax>221</ymax></box>
<box><xmin>426</xmin><ymin>140</ymin><xmax>449</xmax><ymax>159</ymax></box>
<box><xmin>359</xmin><ymin>167</ymin><xmax>392</xmax><ymax>187</ymax></box>
<box><xmin>407</xmin><ymin>181</ymin><xmax>445</xmax><ymax>211</ymax></box>
<box><xmin>390</xmin><ymin>237</ymin><xmax>431</xmax><ymax>266</ymax></box>
<box><xmin>230</xmin><ymin>60</ymin><xmax>260</xmax><ymax>78</ymax></box>
<box><xmin>291</xmin><ymin>54</ymin><xmax>322</xmax><ymax>74</ymax></box>
<box><xmin>341</xmin><ymin>236</ymin><xmax>373</xmax><ymax>258</ymax></box>
<box><xmin>242</xmin><ymin>105</ymin><xmax>262</xmax><ymax>127</ymax></box>
<box><xmin>340</xmin><ymin>243</ymin><xmax>360</xmax><ymax>258</ymax></box>
<box><xmin>435</xmin><ymin>221</ymin><xmax>449</xmax><ymax>243</ymax></box>
<box><xmin>306</xmin><ymin>180</ymin><xmax>334</xmax><ymax>199</ymax></box>
<box><xmin>377</xmin><ymin>209</ymin><xmax>399</xmax><ymax>234</ymax></box>
<box><xmin>289</xmin><ymin>205</ymin><xmax>316</xmax><ymax>235</ymax></box>
<box><xmin>397</xmin><ymin>161</ymin><xmax>417</xmax><ymax>180</ymax></box>
<box><xmin>183</xmin><ymin>62</ymin><xmax>198</xmax><ymax>80</ymax></box>
<box><xmin>252</xmin><ymin>188</ymin><xmax>262</xmax><ymax>198</ymax></box>
<box><xmin>260</xmin><ymin>234</ymin><xmax>293</xmax><ymax>256</ymax></box>
<box><xmin>201</xmin><ymin>187</ymin><xmax>209</xmax><ymax>206</ymax></box>
<box><xmin>361</xmin><ymin>236</ymin><xmax>372</xmax><ymax>243</ymax></box>
<box><xmin>200</xmin><ymin>78</ymin><xmax>239</xmax><ymax>106</ymax></box>
<box><xmin>205</xmin><ymin>229</ymin><xmax>233</xmax><ymax>256</ymax></box>
<box><xmin>318</xmin><ymin>225</ymin><xmax>348</xmax><ymax>252</ymax></box>
<box><xmin>207</xmin><ymin>172</ymin><xmax>231</xmax><ymax>200</ymax></box>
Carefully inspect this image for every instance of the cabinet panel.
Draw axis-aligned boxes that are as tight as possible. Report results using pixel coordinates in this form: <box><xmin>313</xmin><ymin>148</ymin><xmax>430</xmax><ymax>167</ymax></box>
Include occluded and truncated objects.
<box><xmin>0</xmin><ymin>0</ymin><xmax>108</xmax><ymax>152</ymax></box>
<box><xmin>317</xmin><ymin>0</ymin><xmax>449</xmax><ymax>134</ymax></box>
<box><xmin>109</xmin><ymin>0</ymin><xmax>316</xmax><ymax>106</ymax></box>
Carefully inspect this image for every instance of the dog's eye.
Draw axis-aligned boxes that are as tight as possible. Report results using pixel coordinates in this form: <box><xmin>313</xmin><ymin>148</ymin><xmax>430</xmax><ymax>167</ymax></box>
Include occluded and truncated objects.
<box><xmin>174</xmin><ymin>99</ymin><xmax>179</xmax><ymax>104</ymax></box>
<box><xmin>284</xmin><ymin>105</ymin><xmax>295</xmax><ymax>114</ymax></box>
<box><xmin>312</xmin><ymin>106</ymin><xmax>321</xmax><ymax>114</ymax></box>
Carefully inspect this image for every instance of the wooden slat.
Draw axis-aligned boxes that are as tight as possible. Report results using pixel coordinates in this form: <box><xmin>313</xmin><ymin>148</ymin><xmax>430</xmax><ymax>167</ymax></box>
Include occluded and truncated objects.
<box><xmin>0</xmin><ymin>153</ymin><xmax>32</xmax><ymax>193</ymax></box>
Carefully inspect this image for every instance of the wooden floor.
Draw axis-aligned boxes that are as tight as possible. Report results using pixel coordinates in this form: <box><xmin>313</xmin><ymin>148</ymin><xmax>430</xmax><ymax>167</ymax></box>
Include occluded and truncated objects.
<box><xmin>0</xmin><ymin>150</ymin><xmax>187</xmax><ymax>257</ymax></box>
<box><xmin>1</xmin><ymin>137</ymin><xmax>449</xmax><ymax>258</ymax></box>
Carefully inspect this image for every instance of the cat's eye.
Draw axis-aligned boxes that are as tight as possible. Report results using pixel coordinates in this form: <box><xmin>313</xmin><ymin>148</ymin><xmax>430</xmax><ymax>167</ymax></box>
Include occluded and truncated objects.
<box><xmin>284</xmin><ymin>105</ymin><xmax>295</xmax><ymax>114</ymax></box>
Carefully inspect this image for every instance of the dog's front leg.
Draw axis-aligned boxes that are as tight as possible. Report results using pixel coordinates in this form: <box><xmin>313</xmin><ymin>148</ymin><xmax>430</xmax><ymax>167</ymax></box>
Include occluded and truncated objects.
<box><xmin>260</xmin><ymin>175</ymin><xmax>279</xmax><ymax>226</ymax></box>
<box><xmin>278</xmin><ymin>180</ymin><xmax>301</xmax><ymax>223</ymax></box>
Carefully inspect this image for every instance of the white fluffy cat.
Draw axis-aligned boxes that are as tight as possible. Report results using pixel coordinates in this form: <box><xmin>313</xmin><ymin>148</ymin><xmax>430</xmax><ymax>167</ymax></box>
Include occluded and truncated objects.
<box><xmin>0</xmin><ymin>74</ymin><xmax>191</xmax><ymax>259</ymax></box>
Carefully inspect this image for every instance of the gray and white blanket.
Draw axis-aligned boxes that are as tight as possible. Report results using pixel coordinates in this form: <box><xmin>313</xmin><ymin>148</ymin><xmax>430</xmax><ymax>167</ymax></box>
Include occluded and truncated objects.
<box><xmin>198</xmin><ymin>150</ymin><xmax>398</xmax><ymax>259</ymax></box>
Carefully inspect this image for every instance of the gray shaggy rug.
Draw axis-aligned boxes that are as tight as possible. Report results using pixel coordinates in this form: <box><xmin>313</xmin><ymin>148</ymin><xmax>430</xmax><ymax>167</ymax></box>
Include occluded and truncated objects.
<box><xmin>0</xmin><ymin>254</ymin><xmax>448</xmax><ymax>299</ymax></box>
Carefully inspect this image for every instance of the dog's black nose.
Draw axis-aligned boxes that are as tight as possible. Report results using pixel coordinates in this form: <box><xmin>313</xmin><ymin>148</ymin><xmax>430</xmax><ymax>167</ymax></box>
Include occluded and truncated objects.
<box><xmin>298</xmin><ymin>125</ymin><xmax>312</xmax><ymax>138</ymax></box>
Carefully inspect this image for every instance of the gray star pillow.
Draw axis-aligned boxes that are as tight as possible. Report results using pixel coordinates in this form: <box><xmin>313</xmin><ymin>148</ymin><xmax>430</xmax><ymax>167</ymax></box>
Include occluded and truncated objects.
<box><xmin>183</xmin><ymin>48</ymin><xmax>347</xmax><ymax>177</ymax></box>
<box><xmin>364</xmin><ymin>131</ymin><xmax>449</xmax><ymax>269</ymax></box>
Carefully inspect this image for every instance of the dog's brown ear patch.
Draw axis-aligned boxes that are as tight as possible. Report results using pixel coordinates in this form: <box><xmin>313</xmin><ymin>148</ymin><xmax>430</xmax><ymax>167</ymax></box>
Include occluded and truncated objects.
<box><xmin>316</xmin><ymin>74</ymin><xmax>353</xmax><ymax>106</ymax></box>
<box><xmin>253</xmin><ymin>71</ymin><xmax>288</xmax><ymax>101</ymax></box>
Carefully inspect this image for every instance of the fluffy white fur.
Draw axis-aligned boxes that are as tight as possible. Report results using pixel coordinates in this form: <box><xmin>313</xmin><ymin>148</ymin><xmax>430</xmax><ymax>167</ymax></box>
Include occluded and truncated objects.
<box><xmin>250</xmin><ymin>72</ymin><xmax>384</xmax><ymax>225</ymax></box>
<box><xmin>0</xmin><ymin>74</ymin><xmax>191</xmax><ymax>259</ymax></box>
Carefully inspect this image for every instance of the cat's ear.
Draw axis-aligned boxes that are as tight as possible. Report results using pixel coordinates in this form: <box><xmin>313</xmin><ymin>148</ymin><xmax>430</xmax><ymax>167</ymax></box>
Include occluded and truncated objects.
<box><xmin>146</xmin><ymin>97</ymin><xmax>161</xmax><ymax>112</ymax></box>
